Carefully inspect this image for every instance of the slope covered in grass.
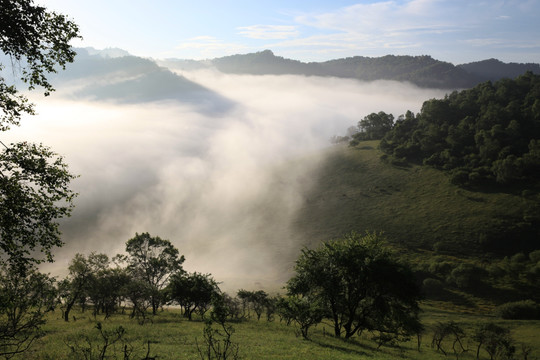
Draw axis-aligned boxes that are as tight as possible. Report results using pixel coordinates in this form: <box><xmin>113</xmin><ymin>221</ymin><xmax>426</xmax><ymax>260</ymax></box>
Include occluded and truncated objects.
<box><xmin>294</xmin><ymin>141</ymin><xmax>539</xmax><ymax>256</ymax></box>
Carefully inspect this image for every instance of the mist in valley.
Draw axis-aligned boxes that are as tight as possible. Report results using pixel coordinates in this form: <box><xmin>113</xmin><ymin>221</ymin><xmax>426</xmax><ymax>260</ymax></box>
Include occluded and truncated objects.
<box><xmin>4</xmin><ymin>65</ymin><xmax>448</xmax><ymax>291</ymax></box>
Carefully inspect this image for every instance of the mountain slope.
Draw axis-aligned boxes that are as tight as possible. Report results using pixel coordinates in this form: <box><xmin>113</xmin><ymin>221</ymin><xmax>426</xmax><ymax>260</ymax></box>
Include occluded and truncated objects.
<box><xmin>162</xmin><ymin>50</ymin><xmax>540</xmax><ymax>90</ymax></box>
<box><xmin>459</xmin><ymin>58</ymin><xmax>540</xmax><ymax>82</ymax></box>
<box><xmin>51</xmin><ymin>48</ymin><xmax>235</xmax><ymax>113</ymax></box>
<box><xmin>210</xmin><ymin>50</ymin><xmax>478</xmax><ymax>89</ymax></box>
<box><xmin>294</xmin><ymin>142</ymin><xmax>539</xmax><ymax>256</ymax></box>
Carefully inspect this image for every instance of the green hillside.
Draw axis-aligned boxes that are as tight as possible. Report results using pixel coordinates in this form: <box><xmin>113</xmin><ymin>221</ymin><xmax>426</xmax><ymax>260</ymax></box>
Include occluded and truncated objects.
<box><xmin>294</xmin><ymin>142</ymin><xmax>539</xmax><ymax>257</ymax></box>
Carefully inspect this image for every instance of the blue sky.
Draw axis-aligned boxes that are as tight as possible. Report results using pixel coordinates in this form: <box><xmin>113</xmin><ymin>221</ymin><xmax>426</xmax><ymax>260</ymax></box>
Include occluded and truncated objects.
<box><xmin>38</xmin><ymin>0</ymin><xmax>540</xmax><ymax>64</ymax></box>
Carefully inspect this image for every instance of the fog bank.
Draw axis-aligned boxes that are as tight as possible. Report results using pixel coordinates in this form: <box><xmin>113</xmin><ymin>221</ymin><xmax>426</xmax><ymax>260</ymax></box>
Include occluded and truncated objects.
<box><xmin>5</xmin><ymin>71</ymin><xmax>447</xmax><ymax>291</ymax></box>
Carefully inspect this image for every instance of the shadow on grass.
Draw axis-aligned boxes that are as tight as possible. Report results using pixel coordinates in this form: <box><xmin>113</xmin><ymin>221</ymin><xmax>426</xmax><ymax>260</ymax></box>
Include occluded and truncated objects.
<box><xmin>310</xmin><ymin>337</ymin><xmax>373</xmax><ymax>357</ymax></box>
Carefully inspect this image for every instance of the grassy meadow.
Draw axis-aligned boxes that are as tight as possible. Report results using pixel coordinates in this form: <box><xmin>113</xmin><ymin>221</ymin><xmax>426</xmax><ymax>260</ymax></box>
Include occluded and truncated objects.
<box><xmin>295</xmin><ymin>141</ymin><xmax>539</xmax><ymax>256</ymax></box>
<box><xmin>12</xmin><ymin>141</ymin><xmax>540</xmax><ymax>360</ymax></box>
<box><xmin>16</xmin><ymin>304</ymin><xmax>540</xmax><ymax>360</ymax></box>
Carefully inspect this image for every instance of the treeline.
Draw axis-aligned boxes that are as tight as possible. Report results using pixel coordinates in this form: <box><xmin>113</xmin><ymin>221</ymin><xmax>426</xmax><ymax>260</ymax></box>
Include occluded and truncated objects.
<box><xmin>3</xmin><ymin>231</ymin><xmax>539</xmax><ymax>358</ymax></box>
<box><xmin>211</xmin><ymin>50</ymin><xmax>477</xmax><ymax>89</ymax></box>
<box><xmin>348</xmin><ymin>72</ymin><xmax>540</xmax><ymax>187</ymax></box>
<box><xmin>0</xmin><ymin>232</ymin><xmax>424</xmax><ymax>356</ymax></box>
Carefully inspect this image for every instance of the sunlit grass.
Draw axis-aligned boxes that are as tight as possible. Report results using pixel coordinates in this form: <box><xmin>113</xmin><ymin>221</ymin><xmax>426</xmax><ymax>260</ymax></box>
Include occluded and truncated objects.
<box><xmin>15</xmin><ymin>305</ymin><xmax>540</xmax><ymax>360</ymax></box>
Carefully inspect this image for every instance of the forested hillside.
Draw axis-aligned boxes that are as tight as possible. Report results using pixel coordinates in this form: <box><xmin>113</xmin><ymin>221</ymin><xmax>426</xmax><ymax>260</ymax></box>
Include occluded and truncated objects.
<box><xmin>161</xmin><ymin>49</ymin><xmax>540</xmax><ymax>89</ymax></box>
<box><xmin>333</xmin><ymin>73</ymin><xmax>540</xmax><ymax>257</ymax></box>
<box><xmin>379</xmin><ymin>72</ymin><xmax>540</xmax><ymax>187</ymax></box>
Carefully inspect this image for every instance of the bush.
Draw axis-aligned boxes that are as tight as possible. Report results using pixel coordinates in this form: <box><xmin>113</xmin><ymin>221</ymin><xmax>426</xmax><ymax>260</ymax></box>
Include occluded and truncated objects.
<box><xmin>495</xmin><ymin>300</ymin><xmax>540</xmax><ymax>320</ymax></box>
<box><xmin>446</xmin><ymin>263</ymin><xmax>486</xmax><ymax>290</ymax></box>
<box><xmin>422</xmin><ymin>278</ymin><xmax>445</xmax><ymax>295</ymax></box>
<box><xmin>529</xmin><ymin>249</ymin><xmax>540</xmax><ymax>263</ymax></box>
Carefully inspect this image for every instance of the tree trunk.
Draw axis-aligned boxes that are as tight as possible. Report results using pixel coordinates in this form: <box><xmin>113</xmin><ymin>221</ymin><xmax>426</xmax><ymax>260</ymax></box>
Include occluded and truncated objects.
<box><xmin>64</xmin><ymin>297</ymin><xmax>77</xmax><ymax>322</ymax></box>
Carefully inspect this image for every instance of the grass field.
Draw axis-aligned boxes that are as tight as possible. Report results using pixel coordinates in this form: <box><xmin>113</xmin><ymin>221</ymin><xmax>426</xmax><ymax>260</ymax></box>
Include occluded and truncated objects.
<box><xmin>294</xmin><ymin>141</ymin><xmax>539</xmax><ymax>256</ymax></box>
<box><xmin>12</xmin><ymin>141</ymin><xmax>540</xmax><ymax>360</ymax></box>
<box><xmin>16</xmin><ymin>304</ymin><xmax>540</xmax><ymax>360</ymax></box>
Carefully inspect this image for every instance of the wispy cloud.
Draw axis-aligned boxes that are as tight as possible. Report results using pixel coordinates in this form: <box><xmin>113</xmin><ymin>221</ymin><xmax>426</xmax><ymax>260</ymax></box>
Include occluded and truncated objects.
<box><xmin>237</xmin><ymin>25</ymin><xmax>299</xmax><ymax>40</ymax></box>
<box><xmin>263</xmin><ymin>0</ymin><xmax>540</xmax><ymax>63</ymax></box>
<box><xmin>9</xmin><ymin>70</ymin><xmax>447</xmax><ymax>290</ymax></box>
<box><xmin>175</xmin><ymin>36</ymin><xmax>248</xmax><ymax>58</ymax></box>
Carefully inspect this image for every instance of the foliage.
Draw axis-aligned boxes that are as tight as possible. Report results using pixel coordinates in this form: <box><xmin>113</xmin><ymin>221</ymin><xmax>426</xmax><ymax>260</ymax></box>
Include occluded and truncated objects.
<box><xmin>235</xmin><ymin>289</ymin><xmax>270</xmax><ymax>321</ymax></box>
<box><xmin>59</xmin><ymin>253</ymin><xmax>130</xmax><ymax>322</ymax></box>
<box><xmin>196</xmin><ymin>321</ymin><xmax>239</xmax><ymax>360</ymax></box>
<box><xmin>0</xmin><ymin>0</ymin><xmax>80</xmax><ymax>128</ymax></box>
<box><xmin>0</xmin><ymin>2</ymin><xmax>78</xmax><ymax>358</ymax></box>
<box><xmin>472</xmin><ymin>323</ymin><xmax>515</xmax><ymax>360</ymax></box>
<box><xmin>430</xmin><ymin>321</ymin><xmax>467</xmax><ymax>357</ymax></box>
<box><xmin>495</xmin><ymin>300</ymin><xmax>540</xmax><ymax>320</ymax></box>
<box><xmin>0</xmin><ymin>265</ymin><xmax>56</xmax><ymax>359</ymax></box>
<box><xmin>287</xmin><ymin>232</ymin><xmax>422</xmax><ymax>339</ymax></box>
<box><xmin>276</xmin><ymin>295</ymin><xmax>326</xmax><ymax>339</ymax></box>
<box><xmin>377</xmin><ymin>72</ymin><xmax>540</xmax><ymax>187</ymax></box>
<box><xmin>167</xmin><ymin>272</ymin><xmax>220</xmax><ymax>321</ymax></box>
<box><xmin>123</xmin><ymin>232</ymin><xmax>185</xmax><ymax>315</ymax></box>
<box><xmin>351</xmin><ymin>111</ymin><xmax>394</xmax><ymax>142</ymax></box>
<box><xmin>0</xmin><ymin>142</ymin><xmax>76</xmax><ymax>268</ymax></box>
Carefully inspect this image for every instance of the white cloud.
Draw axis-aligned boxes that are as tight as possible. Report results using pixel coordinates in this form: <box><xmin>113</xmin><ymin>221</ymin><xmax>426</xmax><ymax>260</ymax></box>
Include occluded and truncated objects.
<box><xmin>7</xmin><ymin>71</ymin><xmax>447</xmax><ymax>291</ymax></box>
<box><xmin>237</xmin><ymin>25</ymin><xmax>299</xmax><ymax>40</ymax></box>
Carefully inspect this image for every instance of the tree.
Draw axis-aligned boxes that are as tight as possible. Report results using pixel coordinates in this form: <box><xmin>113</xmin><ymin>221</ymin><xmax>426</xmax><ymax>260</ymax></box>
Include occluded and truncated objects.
<box><xmin>0</xmin><ymin>142</ymin><xmax>77</xmax><ymax>269</ymax></box>
<box><xmin>287</xmin><ymin>232</ymin><xmax>422</xmax><ymax>339</ymax></box>
<box><xmin>1</xmin><ymin>0</ymin><xmax>80</xmax><ymax>269</ymax></box>
<box><xmin>59</xmin><ymin>254</ymin><xmax>93</xmax><ymax>322</ymax></box>
<box><xmin>167</xmin><ymin>272</ymin><xmax>220</xmax><ymax>321</ymax></box>
<box><xmin>124</xmin><ymin>232</ymin><xmax>185</xmax><ymax>315</ymax></box>
<box><xmin>0</xmin><ymin>264</ymin><xmax>57</xmax><ymax>359</ymax></box>
<box><xmin>472</xmin><ymin>323</ymin><xmax>515</xmax><ymax>360</ymax></box>
<box><xmin>1</xmin><ymin>0</ymin><xmax>80</xmax><ymax>128</ymax></box>
<box><xmin>234</xmin><ymin>290</ymin><xmax>268</xmax><ymax>321</ymax></box>
<box><xmin>276</xmin><ymin>296</ymin><xmax>326</xmax><ymax>339</ymax></box>
<box><xmin>353</xmin><ymin>111</ymin><xmax>394</xmax><ymax>141</ymax></box>
<box><xmin>1</xmin><ymin>2</ymin><xmax>79</xmax><ymax>357</ymax></box>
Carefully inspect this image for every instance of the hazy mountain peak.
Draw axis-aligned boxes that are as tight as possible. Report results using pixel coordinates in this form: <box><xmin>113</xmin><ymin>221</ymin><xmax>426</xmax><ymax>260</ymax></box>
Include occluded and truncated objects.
<box><xmin>83</xmin><ymin>47</ymin><xmax>131</xmax><ymax>58</ymax></box>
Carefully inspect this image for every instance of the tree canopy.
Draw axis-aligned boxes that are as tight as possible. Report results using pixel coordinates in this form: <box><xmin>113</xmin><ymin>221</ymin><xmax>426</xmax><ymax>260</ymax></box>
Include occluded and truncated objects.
<box><xmin>123</xmin><ymin>232</ymin><xmax>185</xmax><ymax>315</ymax></box>
<box><xmin>287</xmin><ymin>232</ymin><xmax>422</xmax><ymax>339</ymax></box>
<box><xmin>1</xmin><ymin>0</ymin><xmax>80</xmax><ymax>268</ymax></box>
<box><xmin>1</xmin><ymin>0</ymin><xmax>80</xmax><ymax>128</ymax></box>
<box><xmin>374</xmin><ymin>72</ymin><xmax>540</xmax><ymax>186</ymax></box>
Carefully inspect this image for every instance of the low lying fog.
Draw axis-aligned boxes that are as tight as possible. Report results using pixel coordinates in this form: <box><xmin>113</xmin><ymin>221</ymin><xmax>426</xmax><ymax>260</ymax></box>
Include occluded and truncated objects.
<box><xmin>5</xmin><ymin>70</ymin><xmax>447</xmax><ymax>291</ymax></box>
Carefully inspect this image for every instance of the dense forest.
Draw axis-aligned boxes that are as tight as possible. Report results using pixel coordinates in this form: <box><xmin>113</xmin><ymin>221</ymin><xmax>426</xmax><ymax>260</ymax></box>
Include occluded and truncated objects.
<box><xmin>343</xmin><ymin>73</ymin><xmax>540</xmax><ymax>256</ymax></box>
<box><xmin>377</xmin><ymin>72</ymin><xmax>540</xmax><ymax>187</ymax></box>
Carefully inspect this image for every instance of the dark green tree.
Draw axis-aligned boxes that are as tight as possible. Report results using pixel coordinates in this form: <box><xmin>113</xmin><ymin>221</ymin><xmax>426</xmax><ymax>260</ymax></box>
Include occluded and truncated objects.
<box><xmin>167</xmin><ymin>272</ymin><xmax>220</xmax><ymax>321</ymax></box>
<box><xmin>1</xmin><ymin>0</ymin><xmax>80</xmax><ymax>269</ymax></box>
<box><xmin>287</xmin><ymin>232</ymin><xmax>422</xmax><ymax>339</ymax></box>
<box><xmin>124</xmin><ymin>232</ymin><xmax>185</xmax><ymax>315</ymax></box>
<box><xmin>1</xmin><ymin>2</ymin><xmax>79</xmax><ymax>357</ymax></box>
<box><xmin>0</xmin><ymin>265</ymin><xmax>57</xmax><ymax>358</ymax></box>
<box><xmin>276</xmin><ymin>295</ymin><xmax>326</xmax><ymax>339</ymax></box>
<box><xmin>472</xmin><ymin>323</ymin><xmax>515</xmax><ymax>360</ymax></box>
<box><xmin>378</xmin><ymin>72</ymin><xmax>540</xmax><ymax>187</ymax></box>
<box><xmin>352</xmin><ymin>111</ymin><xmax>394</xmax><ymax>141</ymax></box>
<box><xmin>1</xmin><ymin>0</ymin><xmax>80</xmax><ymax>128</ymax></box>
<box><xmin>59</xmin><ymin>253</ymin><xmax>93</xmax><ymax>322</ymax></box>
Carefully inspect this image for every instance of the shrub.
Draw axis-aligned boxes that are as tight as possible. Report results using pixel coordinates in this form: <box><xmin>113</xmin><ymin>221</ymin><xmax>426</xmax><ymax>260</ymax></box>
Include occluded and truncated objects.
<box><xmin>446</xmin><ymin>263</ymin><xmax>486</xmax><ymax>290</ymax></box>
<box><xmin>472</xmin><ymin>323</ymin><xmax>515</xmax><ymax>360</ymax></box>
<box><xmin>422</xmin><ymin>278</ymin><xmax>445</xmax><ymax>297</ymax></box>
<box><xmin>529</xmin><ymin>249</ymin><xmax>540</xmax><ymax>263</ymax></box>
<box><xmin>495</xmin><ymin>300</ymin><xmax>540</xmax><ymax>320</ymax></box>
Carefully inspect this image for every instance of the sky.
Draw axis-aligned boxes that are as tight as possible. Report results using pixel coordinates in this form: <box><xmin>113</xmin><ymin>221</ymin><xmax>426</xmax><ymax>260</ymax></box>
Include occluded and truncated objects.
<box><xmin>37</xmin><ymin>0</ymin><xmax>540</xmax><ymax>64</ymax></box>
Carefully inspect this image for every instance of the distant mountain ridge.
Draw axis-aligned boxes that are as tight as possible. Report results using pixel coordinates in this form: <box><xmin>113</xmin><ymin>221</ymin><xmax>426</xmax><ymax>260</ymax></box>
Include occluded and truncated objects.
<box><xmin>162</xmin><ymin>49</ymin><xmax>540</xmax><ymax>90</ymax></box>
<box><xmin>48</xmin><ymin>48</ymin><xmax>234</xmax><ymax>113</ymax></box>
